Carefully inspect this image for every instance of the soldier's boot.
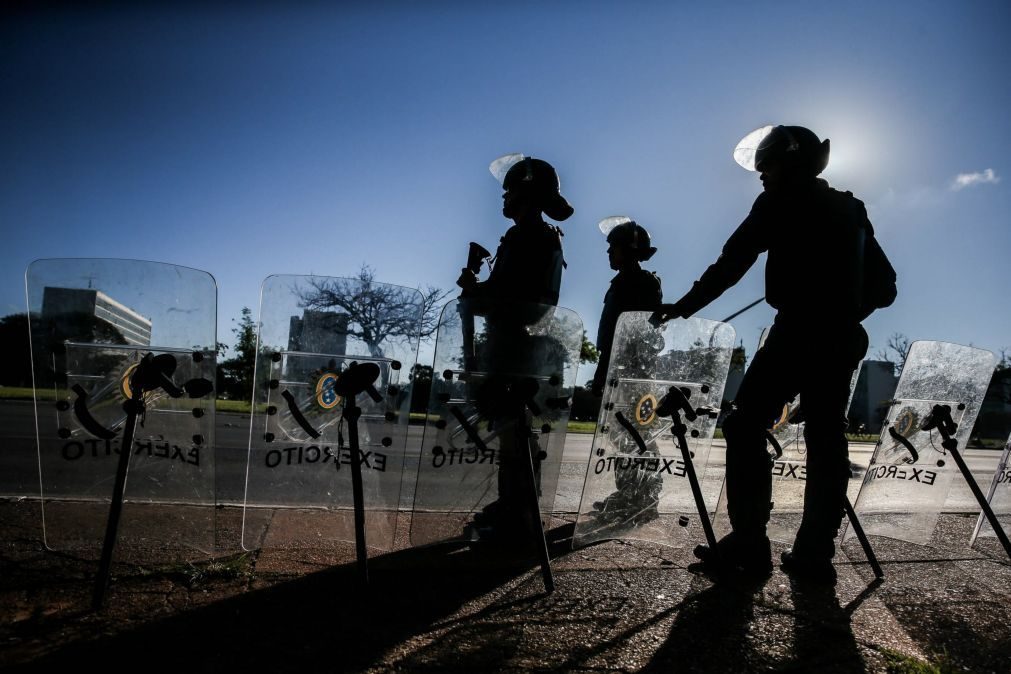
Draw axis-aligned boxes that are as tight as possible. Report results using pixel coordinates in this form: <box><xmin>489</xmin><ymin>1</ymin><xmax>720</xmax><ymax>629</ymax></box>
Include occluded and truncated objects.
<box><xmin>780</xmin><ymin>549</ymin><xmax>836</xmax><ymax>585</ymax></box>
<box><xmin>780</xmin><ymin>420</ymin><xmax>849</xmax><ymax>586</ymax></box>
<box><xmin>693</xmin><ymin>531</ymin><xmax>773</xmax><ymax>577</ymax></box>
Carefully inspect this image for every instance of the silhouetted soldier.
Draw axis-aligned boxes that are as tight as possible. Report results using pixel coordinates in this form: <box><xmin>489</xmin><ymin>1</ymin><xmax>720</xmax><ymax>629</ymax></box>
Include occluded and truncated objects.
<box><xmin>653</xmin><ymin>125</ymin><xmax>896</xmax><ymax>583</ymax></box>
<box><xmin>458</xmin><ymin>155</ymin><xmax>570</xmax><ymax>307</ymax></box>
<box><xmin>591</xmin><ymin>217</ymin><xmax>663</xmax><ymax>397</ymax></box>
<box><xmin>457</xmin><ymin>155</ymin><xmax>574</xmax><ymax>540</ymax></box>
<box><xmin>590</xmin><ymin>217</ymin><xmax>665</xmax><ymax>523</ymax></box>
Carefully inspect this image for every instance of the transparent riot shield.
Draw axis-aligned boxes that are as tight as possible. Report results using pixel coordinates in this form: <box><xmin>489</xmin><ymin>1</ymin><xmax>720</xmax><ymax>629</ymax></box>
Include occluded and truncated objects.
<box><xmin>241</xmin><ymin>275</ymin><xmax>422</xmax><ymax>553</ymax></box>
<box><xmin>971</xmin><ymin>434</ymin><xmax>1011</xmax><ymax>552</ymax></box>
<box><xmin>26</xmin><ymin>259</ymin><xmax>217</xmax><ymax>558</ymax></box>
<box><xmin>847</xmin><ymin>341</ymin><xmax>996</xmax><ymax>546</ymax></box>
<box><xmin>410</xmin><ymin>298</ymin><xmax>582</xmax><ymax>547</ymax></box>
<box><xmin>573</xmin><ymin>314</ymin><xmax>735</xmax><ymax>550</ymax></box>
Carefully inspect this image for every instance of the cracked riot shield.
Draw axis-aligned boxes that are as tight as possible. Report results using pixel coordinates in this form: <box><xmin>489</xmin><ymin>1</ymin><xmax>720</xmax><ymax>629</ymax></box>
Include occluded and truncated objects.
<box><xmin>26</xmin><ymin>259</ymin><xmax>217</xmax><ymax>557</ymax></box>
<box><xmin>241</xmin><ymin>275</ymin><xmax>422</xmax><ymax>552</ymax></box>
<box><xmin>971</xmin><ymin>434</ymin><xmax>1011</xmax><ymax>552</ymax></box>
<box><xmin>847</xmin><ymin>341</ymin><xmax>996</xmax><ymax>546</ymax></box>
<box><xmin>714</xmin><ymin>326</ymin><xmax>865</xmax><ymax>545</ymax></box>
<box><xmin>409</xmin><ymin>298</ymin><xmax>582</xmax><ymax>547</ymax></box>
<box><xmin>573</xmin><ymin>314</ymin><xmax>735</xmax><ymax>550</ymax></box>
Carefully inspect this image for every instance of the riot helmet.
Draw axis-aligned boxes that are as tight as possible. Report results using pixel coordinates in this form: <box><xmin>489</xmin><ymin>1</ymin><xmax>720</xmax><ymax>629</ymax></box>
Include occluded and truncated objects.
<box><xmin>489</xmin><ymin>153</ymin><xmax>574</xmax><ymax>222</ymax></box>
<box><xmin>733</xmin><ymin>125</ymin><xmax>830</xmax><ymax>176</ymax></box>
<box><xmin>598</xmin><ymin>216</ymin><xmax>657</xmax><ymax>261</ymax></box>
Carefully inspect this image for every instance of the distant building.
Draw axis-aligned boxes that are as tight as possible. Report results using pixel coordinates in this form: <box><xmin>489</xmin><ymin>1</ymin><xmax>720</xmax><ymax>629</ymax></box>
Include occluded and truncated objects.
<box><xmin>973</xmin><ymin>366</ymin><xmax>1011</xmax><ymax>447</ymax></box>
<box><xmin>288</xmin><ymin>310</ymin><xmax>349</xmax><ymax>355</ymax></box>
<box><xmin>41</xmin><ymin>286</ymin><xmax>152</xmax><ymax>346</ymax></box>
<box><xmin>849</xmin><ymin>360</ymin><xmax>899</xmax><ymax>434</ymax></box>
<box><xmin>722</xmin><ymin>345</ymin><xmax>747</xmax><ymax>404</ymax></box>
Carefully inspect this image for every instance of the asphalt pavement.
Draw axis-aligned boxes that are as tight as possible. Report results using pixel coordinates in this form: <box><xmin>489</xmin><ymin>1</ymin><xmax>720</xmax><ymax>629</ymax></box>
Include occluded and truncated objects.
<box><xmin>1</xmin><ymin>497</ymin><xmax>1009</xmax><ymax>673</ymax></box>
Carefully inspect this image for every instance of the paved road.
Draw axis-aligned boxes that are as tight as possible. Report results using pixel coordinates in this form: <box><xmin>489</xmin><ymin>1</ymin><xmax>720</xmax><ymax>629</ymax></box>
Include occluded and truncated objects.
<box><xmin>1</xmin><ymin>399</ymin><xmax>1002</xmax><ymax>513</ymax></box>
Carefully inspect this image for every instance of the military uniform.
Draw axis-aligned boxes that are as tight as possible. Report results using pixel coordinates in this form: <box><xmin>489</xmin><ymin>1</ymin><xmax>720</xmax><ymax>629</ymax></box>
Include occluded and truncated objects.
<box><xmin>592</xmin><ymin>268</ymin><xmax>663</xmax><ymax>394</ymax></box>
<box><xmin>677</xmin><ymin>177</ymin><xmax>895</xmax><ymax>560</ymax></box>
<box><xmin>466</xmin><ymin>220</ymin><xmax>566</xmax><ymax>538</ymax></box>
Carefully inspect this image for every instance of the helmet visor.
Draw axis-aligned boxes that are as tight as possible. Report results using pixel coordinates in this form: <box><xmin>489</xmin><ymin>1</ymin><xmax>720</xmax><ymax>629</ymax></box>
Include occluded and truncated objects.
<box><xmin>489</xmin><ymin>153</ymin><xmax>527</xmax><ymax>185</ymax></box>
<box><xmin>598</xmin><ymin>215</ymin><xmax>634</xmax><ymax>236</ymax></box>
<box><xmin>733</xmin><ymin>125</ymin><xmax>775</xmax><ymax>171</ymax></box>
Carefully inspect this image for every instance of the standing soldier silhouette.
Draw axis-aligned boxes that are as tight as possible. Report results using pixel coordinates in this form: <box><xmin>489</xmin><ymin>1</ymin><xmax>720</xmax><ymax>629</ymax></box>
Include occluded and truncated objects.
<box><xmin>590</xmin><ymin>217</ymin><xmax>665</xmax><ymax>523</ymax></box>
<box><xmin>457</xmin><ymin>154</ymin><xmax>570</xmax><ymax>307</ymax></box>
<box><xmin>653</xmin><ymin>125</ymin><xmax>896</xmax><ymax>583</ymax></box>
<box><xmin>457</xmin><ymin>154</ymin><xmax>573</xmax><ymax>540</ymax></box>
<box><xmin>591</xmin><ymin>217</ymin><xmax>664</xmax><ymax>397</ymax></box>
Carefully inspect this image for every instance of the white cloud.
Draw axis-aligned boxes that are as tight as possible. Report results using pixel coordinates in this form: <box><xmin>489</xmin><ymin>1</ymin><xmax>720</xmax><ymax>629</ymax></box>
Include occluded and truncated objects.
<box><xmin>950</xmin><ymin>168</ymin><xmax>1000</xmax><ymax>191</ymax></box>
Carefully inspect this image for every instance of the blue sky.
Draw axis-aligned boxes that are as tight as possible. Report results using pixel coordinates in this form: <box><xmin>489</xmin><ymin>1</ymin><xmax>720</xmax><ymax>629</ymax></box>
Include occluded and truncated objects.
<box><xmin>2</xmin><ymin>1</ymin><xmax>1009</xmax><ymax>382</ymax></box>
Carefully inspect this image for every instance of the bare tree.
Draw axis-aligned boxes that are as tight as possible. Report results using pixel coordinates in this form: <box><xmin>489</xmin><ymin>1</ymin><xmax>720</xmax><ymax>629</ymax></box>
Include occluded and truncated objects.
<box><xmin>875</xmin><ymin>332</ymin><xmax>912</xmax><ymax>372</ymax></box>
<box><xmin>997</xmin><ymin>347</ymin><xmax>1010</xmax><ymax>371</ymax></box>
<box><xmin>295</xmin><ymin>265</ymin><xmax>451</xmax><ymax>358</ymax></box>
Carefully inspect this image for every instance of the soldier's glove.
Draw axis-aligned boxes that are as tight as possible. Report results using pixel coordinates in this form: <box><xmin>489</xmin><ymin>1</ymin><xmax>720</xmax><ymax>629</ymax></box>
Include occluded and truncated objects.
<box><xmin>649</xmin><ymin>301</ymin><xmax>688</xmax><ymax>327</ymax></box>
<box><xmin>456</xmin><ymin>268</ymin><xmax>478</xmax><ymax>291</ymax></box>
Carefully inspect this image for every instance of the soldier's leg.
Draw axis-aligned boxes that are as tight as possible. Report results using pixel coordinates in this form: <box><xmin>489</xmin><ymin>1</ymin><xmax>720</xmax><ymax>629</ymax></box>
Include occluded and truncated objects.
<box><xmin>723</xmin><ymin>338</ymin><xmax>800</xmax><ymax>540</ymax></box>
<box><xmin>792</xmin><ymin>326</ymin><xmax>868</xmax><ymax>563</ymax></box>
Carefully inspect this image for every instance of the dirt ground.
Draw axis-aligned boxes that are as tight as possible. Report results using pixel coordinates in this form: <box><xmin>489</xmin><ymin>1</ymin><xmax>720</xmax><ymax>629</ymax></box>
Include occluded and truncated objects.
<box><xmin>2</xmin><ymin>499</ymin><xmax>1010</xmax><ymax>673</ymax></box>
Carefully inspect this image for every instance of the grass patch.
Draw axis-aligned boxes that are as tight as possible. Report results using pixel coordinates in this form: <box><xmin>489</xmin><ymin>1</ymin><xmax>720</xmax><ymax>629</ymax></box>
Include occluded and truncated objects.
<box><xmin>881</xmin><ymin>648</ymin><xmax>958</xmax><ymax>674</ymax></box>
<box><xmin>0</xmin><ymin>387</ymin><xmax>47</xmax><ymax>401</ymax></box>
<box><xmin>144</xmin><ymin>553</ymin><xmax>254</xmax><ymax>588</ymax></box>
<box><xmin>216</xmin><ymin>399</ymin><xmax>252</xmax><ymax>414</ymax></box>
<box><xmin>567</xmin><ymin>420</ymin><xmax>597</xmax><ymax>434</ymax></box>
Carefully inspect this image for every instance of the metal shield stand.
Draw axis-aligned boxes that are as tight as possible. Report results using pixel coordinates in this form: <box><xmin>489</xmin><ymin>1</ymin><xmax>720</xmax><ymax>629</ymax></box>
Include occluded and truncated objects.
<box><xmin>338</xmin><ymin>364</ymin><xmax>385</xmax><ymax>585</ymax></box>
<box><xmin>655</xmin><ymin>386</ymin><xmax>721</xmax><ymax>567</ymax></box>
<box><xmin>923</xmin><ymin>404</ymin><xmax>1011</xmax><ymax>562</ymax></box>
<box><xmin>92</xmin><ymin>353</ymin><xmax>214</xmax><ymax>610</ymax></box>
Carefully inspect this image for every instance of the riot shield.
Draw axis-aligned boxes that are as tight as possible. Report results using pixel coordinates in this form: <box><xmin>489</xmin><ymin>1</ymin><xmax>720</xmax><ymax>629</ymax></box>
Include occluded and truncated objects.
<box><xmin>26</xmin><ymin>259</ymin><xmax>217</xmax><ymax>558</ymax></box>
<box><xmin>847</xmin><ymin>341</ymin><xmax>996</xmax><ymax>546</ymax></box>
<box><xmin>573</xmin><ymin>314</ymin><xmax>735</xmax><ymax>550</ymax></box>
<box><xmin>409</xmin><ymin>298</ymin><xmax>582</xmax><ymax>549</ymax></box>
<box><xmin>241</xmin><ymin>275</ymin><xmax>422</xmax><ymax>553</ymax></box>
<box><xmin>971</xmin><ymin>434</ymin><xmax>1011</xmax><ymax>553</ymax></box>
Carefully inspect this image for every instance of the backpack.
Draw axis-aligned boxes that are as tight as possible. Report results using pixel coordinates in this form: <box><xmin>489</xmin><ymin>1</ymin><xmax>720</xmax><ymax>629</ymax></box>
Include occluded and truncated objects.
<box><xmin>851</xmin><ymin>196</ymin><xmax>897</xmax><ymax>317</ymax></box>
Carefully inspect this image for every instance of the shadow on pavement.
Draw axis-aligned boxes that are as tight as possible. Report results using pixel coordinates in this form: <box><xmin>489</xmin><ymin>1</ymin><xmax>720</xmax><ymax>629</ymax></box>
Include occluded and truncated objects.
<box><xmin>8</xmin><ymin>541</ymin><xmax>543</xmax><ymax>673</ymax></box>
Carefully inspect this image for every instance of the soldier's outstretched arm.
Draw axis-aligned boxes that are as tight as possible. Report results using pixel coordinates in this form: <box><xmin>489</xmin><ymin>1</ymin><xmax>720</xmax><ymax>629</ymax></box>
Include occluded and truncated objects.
<box><xmin>652</xmin><ymin>208</ymin><xmax>767</xmax><ymax>324</ymax></box>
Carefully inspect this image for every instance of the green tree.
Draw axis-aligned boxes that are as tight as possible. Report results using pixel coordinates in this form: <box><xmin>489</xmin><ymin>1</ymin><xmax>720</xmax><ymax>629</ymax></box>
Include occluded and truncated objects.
<box><xmin>580</xmin><ymin>330</ymin><xmax>599</xmax><ymax>365</ymax></box>
<box><xmin>218</xmin><ymin>307</ymin><xmax>257</xmax><ymax>401</ymax></box>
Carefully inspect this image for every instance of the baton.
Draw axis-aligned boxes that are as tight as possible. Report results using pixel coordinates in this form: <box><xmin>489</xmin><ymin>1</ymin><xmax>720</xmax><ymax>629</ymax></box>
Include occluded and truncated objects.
<box><xmin>458</xmin><ymin>242</ymin><xmax>492</xmax><ymax>370</ymax></box>
<box><xmin>721</xmin><ymin>296</ymin><xmax>766</xmax><ymax>323</ymax></box>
